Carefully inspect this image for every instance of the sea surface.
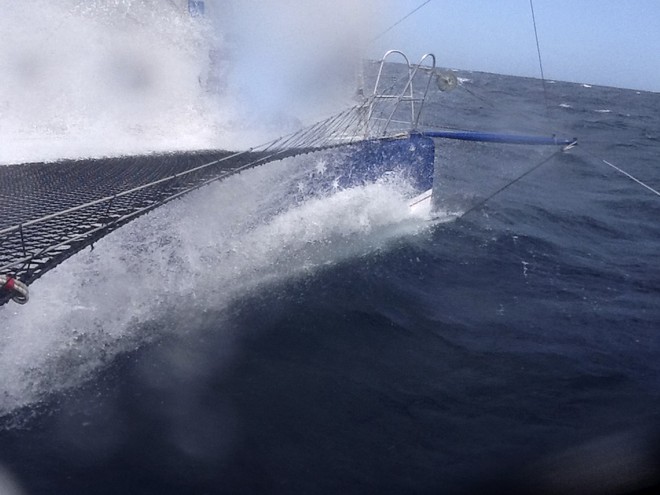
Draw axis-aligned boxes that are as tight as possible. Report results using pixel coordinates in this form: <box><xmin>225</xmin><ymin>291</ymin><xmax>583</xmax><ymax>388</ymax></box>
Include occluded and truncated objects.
<box><xmin>1</xmin><ymin>67</ymin><xmax>660</xmax><ymax>494</ymax></box>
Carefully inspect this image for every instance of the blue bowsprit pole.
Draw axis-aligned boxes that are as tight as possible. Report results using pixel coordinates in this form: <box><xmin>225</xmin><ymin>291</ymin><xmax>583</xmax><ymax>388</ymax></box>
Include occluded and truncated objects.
<box><xmin>422</xmin><ymin>130</ymin><xmax>576</xmax><ymax>147</ymax></box>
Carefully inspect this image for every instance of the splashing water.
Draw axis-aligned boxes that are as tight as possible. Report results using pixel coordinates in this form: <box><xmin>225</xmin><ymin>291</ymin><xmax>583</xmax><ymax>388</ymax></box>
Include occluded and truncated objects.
<box><xmin>0</xmin><ymin>0</ymin><xmax>379</xmax><ymax>164</ymax></box>
<box><xmin>0</xmin><ymin>155</ymin><xmax>433</xmax><ymax>420</ymax></box>
<box><xmin>0</xmin><ymin>1</ymin><xmax>421</xmax><ymax>421</ymax></box>
<box><xmin>0</xmin><ymin>0</ymin><xmax>240</xmax><ymax>163</ymax></box>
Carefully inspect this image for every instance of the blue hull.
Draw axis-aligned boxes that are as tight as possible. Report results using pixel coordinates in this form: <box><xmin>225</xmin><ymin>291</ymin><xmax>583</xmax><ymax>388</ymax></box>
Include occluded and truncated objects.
<box><xmin>342</xmin><ymin>133</ymin><xmax>435</xmax><ymax>191</ymax></box>
<box><xmin>297</xmin><ymin>133</ymin><xmax>435</xmax><ymax>198</ymax></box>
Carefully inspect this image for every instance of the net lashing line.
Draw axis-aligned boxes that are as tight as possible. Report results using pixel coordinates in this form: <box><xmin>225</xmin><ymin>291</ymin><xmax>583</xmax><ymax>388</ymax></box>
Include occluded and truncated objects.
<box><xmin>0</xmin><ymin>100</ymin><xmax>393</xmax><ymax>306</ymax></box>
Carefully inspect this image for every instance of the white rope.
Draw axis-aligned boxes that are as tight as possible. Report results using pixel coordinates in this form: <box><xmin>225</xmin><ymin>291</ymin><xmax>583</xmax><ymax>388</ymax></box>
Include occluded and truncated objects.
<box><xmin>601</xmin><ymin>159</ymin><xmax>660</xmax><ymax>198</ymax></box>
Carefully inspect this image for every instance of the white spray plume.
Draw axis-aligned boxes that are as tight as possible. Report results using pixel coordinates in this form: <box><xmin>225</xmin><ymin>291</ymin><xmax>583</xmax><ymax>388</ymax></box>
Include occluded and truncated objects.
<box><xmin>0</xmin><ymin>0</ymin><xmax>378</xmax><ymax>164</ymax></box>
<box><xmin>0</xmin><ymin>157</ymin><xmax>431</xmax><ymax>421</ymax></box>
<box><xmin>0</xmin><ymin>0</ymin><xmax>429</xmax><ymax>425</ymax></box>
<box><xmin>0</xmin><ymin>0</ymin><xmax>244</xmax><ymax>163</ymax></box>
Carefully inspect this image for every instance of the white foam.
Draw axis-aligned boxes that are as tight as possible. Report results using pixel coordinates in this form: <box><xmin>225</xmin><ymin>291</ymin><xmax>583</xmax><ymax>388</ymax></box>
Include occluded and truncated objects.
<box><xmin>0</xmin><ymin>160</ymin><xmax>432</xmax><ymax>419</ymax></box>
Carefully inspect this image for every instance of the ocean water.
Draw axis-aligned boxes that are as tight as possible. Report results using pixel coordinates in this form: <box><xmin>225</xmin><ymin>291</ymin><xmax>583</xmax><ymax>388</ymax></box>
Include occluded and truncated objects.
<box><xmin>2</xmin><ymin>6</ymin><xmax>660</xmax><ymax>495</ymax></box>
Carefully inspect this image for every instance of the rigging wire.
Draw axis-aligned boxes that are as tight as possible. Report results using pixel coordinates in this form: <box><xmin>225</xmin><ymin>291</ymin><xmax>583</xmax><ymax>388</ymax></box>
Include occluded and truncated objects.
<box><xmin>457</xmin><ymin>144</ymin><xmax>660</xmax><ymax>223</ymax></box>
<box><xmin>529</xmin><ymin>0</ymin><xmax>550</xmax><ymax>112</ymax></box>
<box><xmin>579</xmin><ymin>148</ymin><xmax>660</xmax><ymax>198</ymax></box>
<box><xmin>600</xmin><ymin>160</ymin><xmax>660</xmax><ymax>198</ymax></box>
<box><xmin>370</xmin><ymin>0</ymin><xmax>432</xmax><ymax>43</ymax></box>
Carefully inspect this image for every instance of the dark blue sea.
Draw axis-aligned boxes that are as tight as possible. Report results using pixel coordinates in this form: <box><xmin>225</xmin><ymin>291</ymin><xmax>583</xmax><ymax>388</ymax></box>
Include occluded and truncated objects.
<box><xmin>1</xmin><ymin>70</ymin><xmax>659</xmax><ymax>495</ymax></box>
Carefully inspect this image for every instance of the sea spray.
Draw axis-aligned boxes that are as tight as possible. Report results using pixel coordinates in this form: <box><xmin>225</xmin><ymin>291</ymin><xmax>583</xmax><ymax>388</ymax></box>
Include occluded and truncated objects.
<box><xmin>0</xmin><ymin>157</ymin><xmax>430</xmax><ymax>419</ymax></box>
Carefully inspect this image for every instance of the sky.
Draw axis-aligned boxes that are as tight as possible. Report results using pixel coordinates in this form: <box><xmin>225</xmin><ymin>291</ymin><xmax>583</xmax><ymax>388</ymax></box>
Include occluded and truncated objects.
<box><xmin>369</xmin><ymin>0</ymin><xmax>660</xmax><ymax>92</ymax></box>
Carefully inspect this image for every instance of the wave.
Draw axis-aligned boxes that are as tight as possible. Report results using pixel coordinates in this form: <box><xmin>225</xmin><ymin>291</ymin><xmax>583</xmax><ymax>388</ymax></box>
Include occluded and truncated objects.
<box><xmin>0</xmin><ymin>159</ymin><xmax>431</xmax><ymax>421</ymax></box>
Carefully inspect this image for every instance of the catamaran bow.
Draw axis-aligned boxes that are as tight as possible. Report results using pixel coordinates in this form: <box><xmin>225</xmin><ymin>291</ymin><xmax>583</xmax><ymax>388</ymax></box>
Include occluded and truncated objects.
<box><xmin>0</xmin><ymin>50</ymin><xmax>574</xmax><ymax>307</ymax></box>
